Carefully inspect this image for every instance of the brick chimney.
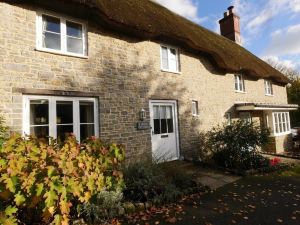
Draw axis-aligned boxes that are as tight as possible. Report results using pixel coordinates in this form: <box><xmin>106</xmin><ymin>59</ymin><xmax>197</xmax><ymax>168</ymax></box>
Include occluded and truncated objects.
<box><xmin>219</xmin><ymin>6</ymin><xmax>241</xmax><ymax>45</ymax></box>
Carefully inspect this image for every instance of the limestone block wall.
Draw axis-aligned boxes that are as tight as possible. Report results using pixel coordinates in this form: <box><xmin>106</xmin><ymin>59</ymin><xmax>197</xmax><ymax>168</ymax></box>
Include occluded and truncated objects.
<box><xmin>0</xmin><ymin>2</ymin><xmax>289</xmax><ymax>160</ymax></box>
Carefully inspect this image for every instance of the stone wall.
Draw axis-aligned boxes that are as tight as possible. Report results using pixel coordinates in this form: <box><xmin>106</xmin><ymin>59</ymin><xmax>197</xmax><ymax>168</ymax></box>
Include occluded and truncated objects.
<box><xmin>0</xmin><ymin>2</ymin><xmax>289</xmax><ymax>161</ymax></box>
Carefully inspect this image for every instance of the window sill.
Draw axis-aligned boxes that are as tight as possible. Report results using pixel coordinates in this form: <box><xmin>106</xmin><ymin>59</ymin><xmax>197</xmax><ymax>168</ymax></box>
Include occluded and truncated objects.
<box><xmin>265</xmin><ymin>94</ymin><xmax>274</xmax><ymax>97</ymax></box>
<box><xmin>270</xmin><ymin>131</ymin><xmax>292</xmax><ymax>137</ymax></box>
<box><xmin>235</xmin><ymin>90</ymin><xmax>247</xmax><ymax>94</ymax></box>
<box><xmin>192</xmin><ymin>114</ymin><xmax>199</xmax><ymax>117</ymax></box>
<box><xmin>35</xmin><ymin>47</ymin><xmax>88</xmax><ymax>59</ymax></box>
<box><xmin>161</xmin><ymin>69</ymin><xmax>181</xmax><ymax>75</ymax></box>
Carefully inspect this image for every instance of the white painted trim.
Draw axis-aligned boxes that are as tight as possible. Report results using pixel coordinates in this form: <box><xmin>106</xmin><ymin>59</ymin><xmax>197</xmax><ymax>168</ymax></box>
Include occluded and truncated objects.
<box><xmin>272</xmin><ymin>112</ymin><xmax>291</xmax><ymax>136</ymax></box>
<box><xmin>36</xmin><ymin>11</ymin><xmax>88</xmax><ymax>57</ymax></box>
<box><xmin>160</xmin><ymin>45</ymin><xmax>180</xmax><ymax>73</ymax></box>
<box><xmin>22</xmin><ymin>95</ymin><xmax>99</xmax><ymax>141</ymax></box>
<box><xmin>234</xmin><ymin>74</ymin><xmax>246</xmax><ymax>92</ymax></box>
<box><xmin>149</xmin><ymin>100</ymin><xmax>180</xmax><ymax>161</ymax></box>
<box><xmin>236</xmin><ymin>106</ymin><xmax>298</xmax><ymax>111</ymax></box>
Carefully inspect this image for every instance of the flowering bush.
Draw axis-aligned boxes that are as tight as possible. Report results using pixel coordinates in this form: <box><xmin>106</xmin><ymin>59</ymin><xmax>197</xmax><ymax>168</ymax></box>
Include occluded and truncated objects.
<box><xmin>270</xmin><ymin>157</ymin><xmax>281</xmax><ymax>166</ymax></box>
<box><xmin>0</xmin><ymin>134</ymin><xmax>125</xmax><ymax>224</ymax></box>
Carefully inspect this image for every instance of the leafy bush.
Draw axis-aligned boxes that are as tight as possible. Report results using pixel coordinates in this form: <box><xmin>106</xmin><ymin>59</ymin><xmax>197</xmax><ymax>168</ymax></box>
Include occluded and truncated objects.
<box><xmin>123</xmin><ymin>161</ymin><xmax>202</xmax><ymax>204</ymax></box>
<box><xmin>77</xmin><ymin>190</ymin><xmax>123</xmax><ymax>224</ymax></box>
<box><xmin>123</xmin><ymin>161</ymin><xmax>165</xmax><ymax>203</ymax></box>
<box><xmin>0</xmin><ymin>134</ymin><xmax>125</xmax><ymax>224</ymax></box>
<box><xmin>208</xmin><ymin>120</ymin><xmax>270</xmax><ymax>171</ymax></box>
<box><xmin>0</xmin><ymin>116</ymin><xmax>8</xmax><ymax>149</ymax></box>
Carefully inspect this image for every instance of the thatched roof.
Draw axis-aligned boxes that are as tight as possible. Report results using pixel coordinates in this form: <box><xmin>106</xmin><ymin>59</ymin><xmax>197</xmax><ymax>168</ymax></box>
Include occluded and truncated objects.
<box><xmin>8</xmin><ymin>0</ymin><xmax>290</xmax><ymax>84</ymax></box>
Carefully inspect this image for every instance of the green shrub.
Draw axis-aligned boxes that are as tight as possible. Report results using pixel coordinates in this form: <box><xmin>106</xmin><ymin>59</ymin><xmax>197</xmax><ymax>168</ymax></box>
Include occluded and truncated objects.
<box><xmin>208</xmin><ymin>120</ymin><xmax>270</xmax><ymax>171</ymax></box>
<box><xmin>0</xmin><ymin>134</ymin><xmax>125</xmax><ymax>225</ymax></box>
<box><xmin>123</xmin><ymin>161</ymin><xmax>165</xmax><ymax>203</ymax></box>
<box><xmin>123</xmin><ymin>161</ymin><xmax>202</xmax><ymax>204</ymax></box>
<box><xmin>0</xmin><ymin>116</ymin><xmax>8</xmax><ymax>149</ymax></box>
<box><xmin>77</xmin><ymin>190</ymin><xmax>123</xmax><ymax>224</ymax></box>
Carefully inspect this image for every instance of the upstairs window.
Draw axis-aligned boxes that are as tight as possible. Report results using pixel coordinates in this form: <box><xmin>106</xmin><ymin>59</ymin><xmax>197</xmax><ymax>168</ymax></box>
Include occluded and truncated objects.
<box><xmin>234</xmin><ymin>74</ymin><xmax>245</xmax><ymax>92</ymax></box>
<box><xmin>265</xmin><ymin>80</ymin><xmax>273</xmax><ymax>96</ymax></box>
<box><xmin>36</xmin><ymin>13</ymin><xmax>87</xmax><ymax>57</ymax></box>
<box><xmin>192</xmin><ymin>100</ymin><xmax>198</xmax><ymax>116</ymax></box>
<box><xmin>161</xmin><ymin>46</ymin><xmax>180</xmax><ymax>73</ymax></box>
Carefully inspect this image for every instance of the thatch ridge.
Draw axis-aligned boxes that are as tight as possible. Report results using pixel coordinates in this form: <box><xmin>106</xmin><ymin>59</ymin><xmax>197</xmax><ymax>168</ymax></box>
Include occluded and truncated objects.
<box><xmin>6</xmin><ymin>0</ymin><xmax>290</xmax><ymax>84</ymax></box>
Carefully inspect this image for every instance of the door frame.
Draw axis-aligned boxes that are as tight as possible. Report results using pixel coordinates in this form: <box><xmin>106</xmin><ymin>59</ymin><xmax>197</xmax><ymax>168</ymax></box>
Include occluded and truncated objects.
<box><xmin>149</xmin><ymin>100</ymin><xmax>180</xmax><ymax>161</ymax></box>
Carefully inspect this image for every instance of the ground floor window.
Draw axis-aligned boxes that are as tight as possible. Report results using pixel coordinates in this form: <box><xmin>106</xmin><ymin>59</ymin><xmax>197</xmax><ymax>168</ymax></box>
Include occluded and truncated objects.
<box><xmin>273</xmin><ymin>112</ymin><xmax>290</xmax><ymax>135</ymax></box>
<box><xmin>23</xmin><ymin>95</ymin><xmax>99</xmax><ymax>141</ymax></box>
<box><xmin>239</xmin><ymin>112</ymin><xmax>252</xmax><ymax>123</ymax></box>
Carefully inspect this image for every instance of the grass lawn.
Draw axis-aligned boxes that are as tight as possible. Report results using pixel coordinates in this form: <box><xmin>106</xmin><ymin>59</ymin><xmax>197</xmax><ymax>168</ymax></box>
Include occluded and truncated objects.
<box><xmin>123</xmin><ymin>166</ymin><xmax>300</xmax><ymax>225</ymax></box>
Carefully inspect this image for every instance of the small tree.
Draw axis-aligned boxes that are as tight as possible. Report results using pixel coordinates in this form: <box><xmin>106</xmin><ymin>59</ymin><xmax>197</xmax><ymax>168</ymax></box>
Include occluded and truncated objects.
<box><xmin>208</xmin><ymin>120</ymin><xmax>270</xmax><ymax>170</ymax></box>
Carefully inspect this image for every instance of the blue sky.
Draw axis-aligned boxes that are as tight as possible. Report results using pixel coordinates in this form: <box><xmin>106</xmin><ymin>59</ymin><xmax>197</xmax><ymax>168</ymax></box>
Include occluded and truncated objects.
<box><xmin>155</xmin><ymin>0</ymin><xmax>300</xmax><ymax>70</ymax></box>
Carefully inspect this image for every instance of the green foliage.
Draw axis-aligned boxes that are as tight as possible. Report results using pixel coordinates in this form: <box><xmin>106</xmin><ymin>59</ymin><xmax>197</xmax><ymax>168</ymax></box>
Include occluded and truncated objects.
<box><xmin>288</xmin><ymin>76</ymin><xmax>300</xmax><ymax>127</ymax></box>
<box><xmin>77</xmin><ymin>190</ymin><xmax>123</xmax><ymax>224</ymax></box>
<box><xmin>0</xmin><ymin>134</ymin><xmax>125</xmax><ymax>224</ymax></box>
<box><xmin>0</xmin><ymin>115</ymin><xmax>8</xmax><ymax>150</ymax></box>
<box><xmin>208</xmin><ymin>120</ymin><xmax>270</xmax><ymax>171</ymax></box>
<box><xmin>123</xmin><ymin>161</ymin><xmax>202</xmax><ymax>204</ymax></box>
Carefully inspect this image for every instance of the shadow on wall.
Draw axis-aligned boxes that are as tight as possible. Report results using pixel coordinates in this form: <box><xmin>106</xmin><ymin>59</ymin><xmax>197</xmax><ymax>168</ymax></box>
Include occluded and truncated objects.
<box><xmin>76</xmin><ymin>23</ymin><xmax>212</xmax><ymax>162</ymax></box>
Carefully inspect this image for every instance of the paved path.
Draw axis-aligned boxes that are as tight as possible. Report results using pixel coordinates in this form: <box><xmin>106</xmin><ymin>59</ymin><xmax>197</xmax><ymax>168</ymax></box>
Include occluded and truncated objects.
<box><xmin>167</xmin><ymin>161</ymin><xmax>241</xmax><ymax>190</ymax></box>
<box><xmin>125</xmin><ymin>166</ymin><xmax>300</xmax><ymax>225</ymax></box>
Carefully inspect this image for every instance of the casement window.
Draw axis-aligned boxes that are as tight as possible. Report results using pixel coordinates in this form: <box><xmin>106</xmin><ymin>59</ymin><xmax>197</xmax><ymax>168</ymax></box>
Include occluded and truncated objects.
<box><xmin>272</xmin><ymin>112</ymin><xmax>291</xmax><ymax>135</ymax></box>
<box><xmin>36</xmin><ymin>13</ymin><xmax>87</xmax><ymax>57</ymax></box>
<box><xmin>239</xmin><ymin>112</ymin><xmax>251</xmax><ymax>123</ymax></box>
<box><xmin>192</xmin><ymin>101</ymin><xmax>199</xmax><ymax>116</ymax></box>
<box><xmin>264</xmin><ymin>80</ymin><xmax>273</xmax><ymax>96</ymax></box>
<box><xmin>160</xmin><ymin>46</ymin><xmax>180</xmax><ymax>73</ymax></box>
<box><xmin>234</xmin><ymin>74</ymin><xmax>245</xmax><ymax>92</ymax></box>
<box><xmin>23</xmin><ymin>96</ymin><xmax>98</xmax><ymax>142</ymax></box>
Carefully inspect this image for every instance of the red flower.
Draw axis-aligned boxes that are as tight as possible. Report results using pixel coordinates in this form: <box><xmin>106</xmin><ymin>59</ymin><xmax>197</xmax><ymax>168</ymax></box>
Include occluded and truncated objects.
<box><xmin>270</xmin><ymin>157</ymin><xmax>281</xmax><ymax>166</ymax></box>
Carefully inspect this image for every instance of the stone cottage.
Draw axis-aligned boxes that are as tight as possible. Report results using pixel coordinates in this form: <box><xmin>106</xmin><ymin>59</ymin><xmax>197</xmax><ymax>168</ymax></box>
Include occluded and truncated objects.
<box><xmin>0</xmin><ymin>0</ymin><xmax>298</xmax><ymax>162</ymax></box>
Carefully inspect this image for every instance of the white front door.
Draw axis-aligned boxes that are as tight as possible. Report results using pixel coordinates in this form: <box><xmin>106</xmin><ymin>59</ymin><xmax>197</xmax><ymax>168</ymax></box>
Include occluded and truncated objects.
<box><xmin>150</xmin><ymin>100</ymin><xmax>179</xmax><ymax>162</ymax></box>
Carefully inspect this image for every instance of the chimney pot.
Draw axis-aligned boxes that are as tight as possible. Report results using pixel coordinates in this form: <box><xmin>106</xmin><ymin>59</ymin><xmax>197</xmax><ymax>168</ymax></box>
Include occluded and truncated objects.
<box><xmin>224</xmin><ymin>11</ymin><xmax>228</xmax><ymax>18</ymax></box>
<box><xmin>228</xmin><ymin>6</ymin><xmax>234</xmax><ymax>14</ymax></box>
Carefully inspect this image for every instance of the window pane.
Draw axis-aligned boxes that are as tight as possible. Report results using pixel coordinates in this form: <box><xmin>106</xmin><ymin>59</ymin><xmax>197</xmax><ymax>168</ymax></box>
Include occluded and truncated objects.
<box><xmin>166</xmin><ymin>106</ymin><xmax>173</xmax><ymax>133</ymax></box>
<box><xmin>67</xmin><ymin>37</ymin><xmax>83</xmax><ymax>54</ymax></box>
<box><xmin>161</xmin><ymin>119</ymin><xmax>167</xmax><ymax>134</ymax></box>
<box><xmin>57</xmin><ymin>101</ymin><xmax>73</xmax><ymax>124</ymax></box>
<box><xmin>57</xmin><ymin>125</ymin><xmax>73</xmax><ymax>142</ymax></box>
<box><xmin>80</xmin><ymin>102</ymin><xmax>94</xmax><ymax>123</ymax></box>
<box><xmin>168</xmin><ymin>49</ymin><xmax>177</xmax><ymax>72</ymax></box>
<box><xmin>167</xmin><ymin>119</ymin><xmax>173</xmax><ymax>133</ymax></box>
<box><xmin>153</xmin><ymin>106</ymin><xmax>160</xmax><ymax>119</ymax></box>
<box><xmin>153</xmin><ymin>119</ymin><xmax>160</xmax><ymax>134</ymax></box>
<box><xmin>43</xmin><ymin>15</ymin><xmax>60</xmax><ymax>33</ymax></box>
<box><xmin>30</xmin><ymin>126</ymin><xmax>49</xmax><ymax>139</ymax></box>
<box><xmin>67</xmin><ymin>21</ymin><xmax>82</xmax><ymax>38</ymax></box>
<box><xmin>161</xmin><ymin>47</ymin><xmax>168</xmax><ymax>69</ymax></box>
<box><xmin>43</xmin><ymin>32</ymin><xmax>61</xmax><ymax>50</ymax></box>
<box><xmin>30</xmin><ymin>100</ymin><xmax>49</xmax><ymax>125</ymax></box>
<box><xmin>80</xmin><ymin>124</ymin><xmax>95</xmax><ymax>141</ymax></box>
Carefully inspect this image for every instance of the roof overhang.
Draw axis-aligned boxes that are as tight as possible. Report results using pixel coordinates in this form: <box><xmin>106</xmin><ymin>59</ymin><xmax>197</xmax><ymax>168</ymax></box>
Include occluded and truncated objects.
<box><xmin>235</xmin><ymin>103</ymin><xmax>299</xmax><ymax>111</ymax></box>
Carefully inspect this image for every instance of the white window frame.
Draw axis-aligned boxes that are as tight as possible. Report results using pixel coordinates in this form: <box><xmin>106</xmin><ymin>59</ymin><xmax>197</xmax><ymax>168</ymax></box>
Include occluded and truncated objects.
<box><xmin>239</xmin><ymin>112</ymin><xmax>252</xmax><ymax>123</ymax></box>
<box><xmin>272</xmin><ymin>112</ymin><xmax>291</xmax><ymax>136</ymax></box>
<box><xmin>160</xmin><ymin>45</ymin><xmax>180</xmax><ymax>73</ymax></box>
<box><xmin>264</xmin><ymin>80</ymin><xmax>273</xmax><ymax>96</ymax></box>
<box><xmin>36</xmin><ymin>12</ymin><xmax>88</xmax><ymax>58</ymax></box>
<box><xmin>192</xmin><ymin>100</ymin><xmax>198</xmax><ymax>116</ymax></box>
<box><xmin>225</xmin><ymin>112</ymin><xmax>232</xmax><ymax>125</ymax></box>
<box><xmin>23</xmin><ymin>95</ymin><xmax>99</xmax><ymax>141</ymax></box>
<box><xmin>234</xmin><ymin>74</ymin><xmax>246</xmax><ymax>93</ymax></box>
